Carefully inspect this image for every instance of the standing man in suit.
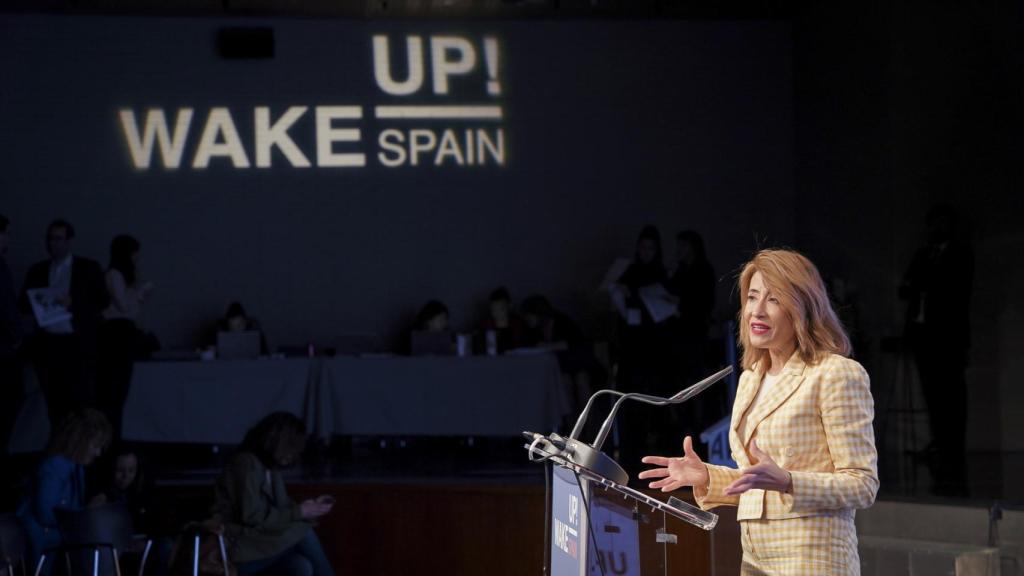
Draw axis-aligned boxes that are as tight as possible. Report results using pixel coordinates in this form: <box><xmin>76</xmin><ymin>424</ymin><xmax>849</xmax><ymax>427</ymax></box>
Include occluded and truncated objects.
<box><xmin>900</xmin><ymin>203</ymin><xmax>973</xmax><ymax>496</ymax></box>
<box><xmin>640</xmin><ymin>249</ymin><xmax>878</xmax><ymax>575</ymax></box>
<box><xmin>20</xmin><ymin>219</ymin><xmax>107</xmax><ymax>429</ymax></box>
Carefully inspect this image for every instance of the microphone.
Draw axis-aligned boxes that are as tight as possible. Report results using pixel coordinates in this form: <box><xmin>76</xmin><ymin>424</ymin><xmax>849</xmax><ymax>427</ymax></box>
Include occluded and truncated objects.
<box><xmin>568</xmin><ymin>388</ymin><xmax>630</xmax><ymax>440</ymax></box>
<box><xmin>567</xmin><ymin>388</ymin><xmax>684</xmax><ymax>441</ymax></box>
<box><xmin>591</xmin><ymin>365</ymin><xmax>733</xmax><ymax>450</ymax></box>
<box><xmin>532</xmin><ymin>366</ymin><xmax>733</xmax><ymax>486</ymax></box>
<box><xmin>569</xmin><ymin>366</ymin><xmax>733</xmax><ymax>441</ymax></box>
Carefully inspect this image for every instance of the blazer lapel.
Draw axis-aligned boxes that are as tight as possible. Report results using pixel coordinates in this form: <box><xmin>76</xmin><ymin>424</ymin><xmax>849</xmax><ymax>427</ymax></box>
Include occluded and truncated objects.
<box><xmin>732</xmin><ymin>371</ymin><xmax>759</xmax><ymax>435</ymax></box>
<box><xmin>729</xmin><ymin>371</ymin><xmax>760</xmax><ymax>466</ymax></box>
<box><xmin>740</xmin><ymin>354</ymin><xmax>808</xmax><ymax>447</ymax></box>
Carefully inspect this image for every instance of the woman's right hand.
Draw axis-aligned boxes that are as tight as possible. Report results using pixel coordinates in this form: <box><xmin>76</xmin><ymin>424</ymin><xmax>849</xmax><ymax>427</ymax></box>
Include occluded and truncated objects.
<box><xmin>637</xmin><ymin>436</ymin><xmax>710</xmax><ymax>492</ymax></box>
<box><xmin>299</xmin><ymin>499</ymin><xmax>332</xmax><ymax>519</ymax></box>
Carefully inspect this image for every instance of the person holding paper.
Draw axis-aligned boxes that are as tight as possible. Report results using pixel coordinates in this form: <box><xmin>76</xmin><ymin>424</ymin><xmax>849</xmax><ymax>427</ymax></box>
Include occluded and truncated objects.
<box><xmin>639</xmin><ymin>249</ymin><xmax>877</xmax><ymax>575</ymax></box>
<box><xmin>20</xmin><ymin>219</ymin><xmax>107</xmax><ymax>429</ymax></box>
<box><xmin>612</xmin><ymin>225</ymin><xmax>674</xmax><ymax>470</ymax></box>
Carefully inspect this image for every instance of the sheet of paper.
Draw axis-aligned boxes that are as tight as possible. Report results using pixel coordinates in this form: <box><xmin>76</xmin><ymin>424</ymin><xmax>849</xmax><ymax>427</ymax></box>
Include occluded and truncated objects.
<box><xmin>26</xmin><ymin>287</ymin><xmax>72</xmax><ymax>327</ymax></box>
<box><xmin>599</xmin><ymin>257</ymin><xmax>632</xmax><ymax>291</ymax></box>
<box><xmin>638</xmin><ymin>283</ymin><xmax>678</xmax><ymax>323</ymax></box>
<box><xmin>610</xmin><ymin>286</ymin><xmax>629</xmax><ymax>319</ymax></box>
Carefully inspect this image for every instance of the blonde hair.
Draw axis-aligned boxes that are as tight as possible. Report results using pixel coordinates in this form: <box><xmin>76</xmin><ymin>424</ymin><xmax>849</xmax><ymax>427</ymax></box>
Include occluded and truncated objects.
<box><xmin>48</xmin><ymin>408</ymin><xmax>112</xmax><ymax>464</ymax></box>
<box><xmin>737</xmin><ymin>249</ymin><xmax>851</xmax><ymax>371</ymax></box>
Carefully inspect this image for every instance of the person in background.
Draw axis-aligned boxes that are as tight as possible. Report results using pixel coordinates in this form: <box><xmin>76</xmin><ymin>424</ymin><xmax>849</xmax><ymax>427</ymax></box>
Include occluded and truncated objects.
<box><xmin>216</xmin><ymin>301</ymin><xmax>268</xmax><ymax>355</ymax></box>
<box><xmin>100</xmin><ymin>448</ymin><xmax>172</xmax><ymax>576</ymax></box>
<box><xmin>899</xmin><ymin>203</ymin><xmax>973</xmax><ymax>497</ymax></box>
<box><xmin>665</xmin><ymin>230</ymin><xmax>718</xmax><ymax>438</ymax></box>
<box><xmin>521</xmin><ymin>295</ymin><xmax>598</xmax><ymax>419</ymax></box>
<box><xmin>0</xmin><ymin>214</ymin><xmax>24</xmax><ymax>476</ymax></box>
<box><xmin>97</xmin><ymin>234</ymin><xmax>155</xmax><ymax>438</ymax></box>
<box><xmin>20</xmin><ymin>219</ymin><xmax>108</xmax><ymax>429</ymax></box>
<box><xmin>407</xmin><ymin>300</ymin><xmax>452</xmax><ymax>356</ymax></box>
<box><xmin>521</xmin><ymin>295</ymin><xmax>583</xmax><ymax>352</ymax></box>
<box><xmin>100</xmin><ymin>448</ymin><xmax>151</xmax><ymax>533</ymax></box>
<box><xmin>211</xmin><ymin>412</ymin><xmax>336</xmax><ymax>576</ymax></box>
<box><xmin>17</xmin><ymin>408</ymin><xmax>112</xmax><ymax>573</ymax></box>
<box><xmin>612</xmin><ymin>225</ymin><xmax>673</xmax><ymax>471</ymax></box>
<box><xmin>413</xmin><ymin>300</ymin><xmax>449</xmax><ymax>332</ymax></box>
<box><xmin>640</xmin><ymin>249</ymin><xmax>878</xmax><ymax>574</ymax></box>
<box><xmin>480</xmin><ymin>287</ymin><xmax>524</xmax><ymax>353</ymax></box>
<box><xmin>221</xmin><ymin>301</ymin><xmax>258</xmax><ymax>333</ymax></box>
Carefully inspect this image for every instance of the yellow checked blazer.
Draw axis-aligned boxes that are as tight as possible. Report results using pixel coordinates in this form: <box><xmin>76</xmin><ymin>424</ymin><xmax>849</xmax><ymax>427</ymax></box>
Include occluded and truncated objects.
<box><xmin>695</xmin><ymin>353</ymin><xmax>878</xmax><ymax>521</ymax></box>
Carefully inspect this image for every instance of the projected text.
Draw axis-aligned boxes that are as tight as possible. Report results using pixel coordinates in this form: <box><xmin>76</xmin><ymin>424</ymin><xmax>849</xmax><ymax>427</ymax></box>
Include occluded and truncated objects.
<box><xmin>118</xmin><ymin>33</ymin><xmax>506</xmax><ymax>171</ymax></box>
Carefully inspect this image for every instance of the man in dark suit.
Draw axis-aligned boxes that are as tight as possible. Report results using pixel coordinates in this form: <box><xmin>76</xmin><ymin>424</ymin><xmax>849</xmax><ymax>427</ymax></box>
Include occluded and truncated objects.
<box><xmin>900</xmin><ymin>203</ymin><xmax>973</xmax><ymax>497</ymax></box>
<box><xmin>20</xmin><ymin>219</ymin><xmax>107</xmax><ymax>429</ymax></box>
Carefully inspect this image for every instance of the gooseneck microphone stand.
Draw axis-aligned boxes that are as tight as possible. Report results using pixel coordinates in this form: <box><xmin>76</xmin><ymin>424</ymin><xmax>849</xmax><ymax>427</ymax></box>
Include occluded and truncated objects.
<box><xmin>532</xmin><ymin>365</ymin><xmax>734</xmax><ymax>486</ymax></box>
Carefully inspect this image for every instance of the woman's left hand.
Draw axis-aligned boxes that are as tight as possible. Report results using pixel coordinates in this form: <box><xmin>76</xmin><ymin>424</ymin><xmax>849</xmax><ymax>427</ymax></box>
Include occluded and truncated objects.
<box><xmin>722</xmin><ymin>439</ymin><xmax>793</xmax><ymax>496</ymax></box>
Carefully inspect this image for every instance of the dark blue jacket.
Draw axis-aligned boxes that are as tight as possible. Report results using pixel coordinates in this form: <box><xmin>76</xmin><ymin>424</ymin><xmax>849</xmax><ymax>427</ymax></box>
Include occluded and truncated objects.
<box><xmin>17</xmin><ymin>455</ymin><xmax>86</xmax><ymax>566</ymax></box>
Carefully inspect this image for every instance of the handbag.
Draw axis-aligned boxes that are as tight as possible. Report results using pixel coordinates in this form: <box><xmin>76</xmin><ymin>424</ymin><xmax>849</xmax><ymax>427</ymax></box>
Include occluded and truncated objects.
<box><xmin>169</xmin><ymin>518</ymin><xmax>236</xmax><ymax>576</ymax></box>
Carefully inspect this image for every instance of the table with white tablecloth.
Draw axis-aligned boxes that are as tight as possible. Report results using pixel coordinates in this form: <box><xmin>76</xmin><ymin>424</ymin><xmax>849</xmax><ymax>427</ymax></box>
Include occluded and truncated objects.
<box><xmin>320</xmin><ymin>355</ymin><xmax>565</xmax><ymax>436</ymax></box>
<box><xmin>122</xmin><ymin>358</ymin><xmax>317</xmax><ymax>444</ymax></box>
<box><xmin>121</xmin><ymin>354</ymin><xmax>567</xmax><ymax>444</ymax></box>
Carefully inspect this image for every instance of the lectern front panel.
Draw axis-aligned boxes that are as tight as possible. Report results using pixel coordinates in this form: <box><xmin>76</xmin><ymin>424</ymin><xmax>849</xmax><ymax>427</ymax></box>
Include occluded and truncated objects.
<box><xmin>551</xmin><ymin>466</ymin><xmax>586</xmax><ymax>575</ymax></box>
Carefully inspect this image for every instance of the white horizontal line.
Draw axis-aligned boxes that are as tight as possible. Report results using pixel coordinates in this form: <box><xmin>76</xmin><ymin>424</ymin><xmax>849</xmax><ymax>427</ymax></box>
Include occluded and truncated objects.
<box><xmin>374</xmin><ymin>105</ymin><xmax>503</xmax><ymax>120</ymax></box>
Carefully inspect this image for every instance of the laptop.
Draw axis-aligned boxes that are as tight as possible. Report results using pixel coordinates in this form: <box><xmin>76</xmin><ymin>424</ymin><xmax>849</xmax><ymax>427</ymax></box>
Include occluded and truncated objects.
<box><xmin>410</xmin><ymin>330</ymin><xmax>454</xmax><ymax>356</ymax></box>
<box><xmin>216</xmin><ymin>331</ymin><xmax>261</xmax><ymax>360</ymax></box>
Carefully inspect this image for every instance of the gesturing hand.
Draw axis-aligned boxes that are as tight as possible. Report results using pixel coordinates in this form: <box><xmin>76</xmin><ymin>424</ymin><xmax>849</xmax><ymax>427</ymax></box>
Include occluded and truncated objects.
<box><xmin>637</xmin><ymin>436</ymin><xmax>710</xmax><ymax>493</ymax></box>
<box><xmin>722</xmin><ymin>439</ymin><xmax>793</xmax><ymax>496</ymax></box>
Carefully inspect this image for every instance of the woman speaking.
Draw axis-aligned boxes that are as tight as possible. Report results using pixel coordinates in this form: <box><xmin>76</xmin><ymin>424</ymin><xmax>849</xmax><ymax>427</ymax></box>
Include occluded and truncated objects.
<box><xmin>639</xmin><ymin>249</ymin><xmax>878</xmax><ymax>575</ymax></box>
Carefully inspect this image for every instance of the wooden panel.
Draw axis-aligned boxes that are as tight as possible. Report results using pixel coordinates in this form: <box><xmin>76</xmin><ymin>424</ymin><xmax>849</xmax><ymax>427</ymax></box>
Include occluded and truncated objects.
<box><xmin>156</xmin><ymin>481</ymin><xmax>739</xmax><ymax>575</ymax></box>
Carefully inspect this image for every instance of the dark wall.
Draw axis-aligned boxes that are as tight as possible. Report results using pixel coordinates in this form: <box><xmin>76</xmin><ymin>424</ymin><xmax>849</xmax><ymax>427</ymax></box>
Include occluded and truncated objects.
<box><xmin>792</xmin><ymin>1</ymin><xmax>1023</xmax><ymax>497</ymax></box>
<box><xmin>0</xmin><ymin>16</ymin><xmax>794</xmax><ymax>350</ymax></box>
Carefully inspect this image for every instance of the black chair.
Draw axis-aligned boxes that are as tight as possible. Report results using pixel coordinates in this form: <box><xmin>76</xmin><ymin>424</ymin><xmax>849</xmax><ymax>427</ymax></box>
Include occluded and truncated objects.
<box><xmin>38</xmin><ymin>503</ymin><xmax>147</xmax><ymax>576</ymax></box>
<box><xmin>168</xmin><ymin>522</ymin><xmax>230</xmax><ymax>576</ymax></box>
<box><xmin>0</xmin><ymin>514</ymin><xmax>27</xmax><ymax>576</ymax></box>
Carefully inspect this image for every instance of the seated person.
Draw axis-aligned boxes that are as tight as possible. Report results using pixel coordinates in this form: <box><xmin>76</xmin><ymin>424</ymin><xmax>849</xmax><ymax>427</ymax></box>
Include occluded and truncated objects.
<box><xmin>521</xmin><ymin>295</ymin><xmax>601</xmax><ymax>415</ymax></box>
<box><xmin>408</xmin><ymin>300</ymin><xmax>453</xmax><ymax>356</ymax></box>
<box><xmin>17</xmin><ymin>409</ymin><xmax>111</xmax><ymax>573</ymax></box>
<box><xmin>99</xmin><ymin>448</ymin><xmax>172</xmax><ymax>576</ymax></box>
<box><xmin>99</xmin><ymin>448</ymin><xmax>154</xmax><ymax>534</ymax></box>
<box><xmin>413</xmin><ymin>300</ymin><xmax>449</xmax><ymax>332</ymax></box>
<box><xmin>210</xmin><ymin>301</ymin><xmax>268</xmax><ymax>355</ymax></box>
<box><xmin>210</xmin><ymin>412</ymin><xmax>335</xmax><ymax>576</ymax></box>
<box><xmin>479</xmin><ymin>287</ymin><xmax>525</xmax><ymax>353</ymax></box>
<box><xmin>520</xmin><ymin>295</ymin><xmax>582</xmax><ymax>352</ymax></box>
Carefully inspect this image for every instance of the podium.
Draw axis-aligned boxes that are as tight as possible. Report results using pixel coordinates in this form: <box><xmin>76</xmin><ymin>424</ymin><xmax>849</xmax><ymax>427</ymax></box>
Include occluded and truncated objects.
<box><xmin>525</xmin><ymin>366</ymin><xmax>732</xmax><ymax>575</ymax></box>
<box><xmin>526</xmin><ymin>433</ymin><xmax>718</xmax><ymax>575</ymax></box>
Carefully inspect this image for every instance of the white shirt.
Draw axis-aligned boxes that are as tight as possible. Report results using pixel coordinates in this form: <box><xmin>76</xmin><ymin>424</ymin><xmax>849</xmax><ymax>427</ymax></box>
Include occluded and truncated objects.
<box><xmin>750</xmin><ymin>370</ymin><xmax>783</xmax><ymax>412</ymax></box>
<box><xmin>45</xmin><ymin>254</ymin><xmax>73</xmax><ymax>334</ymax></box>
<box><xmin>103</xmin><ymin>268</ymin><xmax>142</xmax><ymax>321</ymax></box>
